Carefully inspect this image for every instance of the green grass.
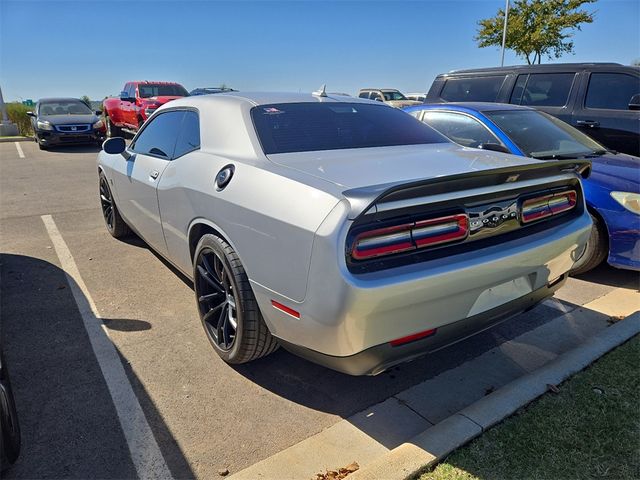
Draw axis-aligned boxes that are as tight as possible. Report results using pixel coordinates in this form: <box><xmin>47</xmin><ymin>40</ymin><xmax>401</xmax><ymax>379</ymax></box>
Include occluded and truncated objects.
<box><xmin>418</xmin><ymin>335</ymin><xmax>640</xmax><ymax>480</ymax></box>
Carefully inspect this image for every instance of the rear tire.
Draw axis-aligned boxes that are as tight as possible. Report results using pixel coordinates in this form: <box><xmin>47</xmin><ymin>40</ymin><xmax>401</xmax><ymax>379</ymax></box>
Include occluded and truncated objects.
<box><xmin>570</xmin><ymin>213</ymin><xmax>608</xmax><ymax>275</ymax></box>
<box><xmin>99</xmin><ymin>171</ymin><xmax>131</xmax><ymax>238</ymax></box>
<box><xmin>193</xmin><ymin>234</ymin><xmax>278</xmax><ymax>364</ymax></box>
<box><xmin>0</xmin><ymin>352</ymin><xmax>21</xmax><ymax>470</ymax></box>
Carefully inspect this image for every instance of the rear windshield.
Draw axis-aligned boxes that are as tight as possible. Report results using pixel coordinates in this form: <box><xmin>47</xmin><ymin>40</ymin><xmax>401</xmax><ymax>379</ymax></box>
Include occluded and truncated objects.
<box><xmin>251</xmin><ymin>102</ymin><xmax>448</xmax><ymax>154</ymax></box>
<box><xmin>138</xmin><ymin>84</ymin><xmax>188</xmax><ymax>98</ymax></box>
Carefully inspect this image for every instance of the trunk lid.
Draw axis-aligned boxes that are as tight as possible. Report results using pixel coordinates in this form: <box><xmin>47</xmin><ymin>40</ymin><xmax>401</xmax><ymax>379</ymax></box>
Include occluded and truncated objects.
<box><xmin>267</xmin><ymin>143</ymin><xmax>548</xmax><ymax>189</ymax></box>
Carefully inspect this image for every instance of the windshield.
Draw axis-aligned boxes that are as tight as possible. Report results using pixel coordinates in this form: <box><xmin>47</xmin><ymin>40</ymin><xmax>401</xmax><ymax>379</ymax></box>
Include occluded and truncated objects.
<box><xmin>484</xmin><ymin>110</ymin><xmax>605</xmax><ymax>159</ymax></box>
<box><xmin>138</xmin><ymin>84</ymin><xmax>188</xmax><ymax>98</ymax></box>
<box><xmin>382</xmin><ymin>91</ymin><xmax>407</xmax><ymax>101</ymax></box>
<box><xmin>39</xmin><ymin>100</ymin><xmax>92</xmax><ymax>116</ymax></box>
<box><xmin>252</xmin><ymin>102</ymin><xmax>448</xmax><ymax>155</ymax></box>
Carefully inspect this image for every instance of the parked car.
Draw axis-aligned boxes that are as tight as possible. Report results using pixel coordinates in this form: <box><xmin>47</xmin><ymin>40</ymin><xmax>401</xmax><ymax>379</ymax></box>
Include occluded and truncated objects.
<box><xmin>406</xmin><ymin>102</ymin><xmax>640</xmax><ymax>273</ymax></box>
<box><xmin>357</xmin><ymin>88</ymin><xmax>422</xmax><ymax>108</ymax></box>
<box><xmin>26</xmin><ymin>98</ymin><xmax>104</xmax><ymax>150</ymax></box>
<box><xmin>425</xmin><ymin>63</ymin><xmax>640</xmax><ymax>156</ymax></box>
<box><xmin>103</xmin><ymin>81</ymin><xmax>188</xmax><ymax>137</ymax></box>
<box><xmin>97</xmin><ymin>92</ymin><xmax>591</xmax><ymax>375</ymax></box>
<box><xmin>189</xmin><ymin>87</ymin><xmax>237</xmax><ymax>96</ymax></box>
<box><xmin>406</xmin><ymin>92</ymin><xmax>426</xmax><ymax>102</ymax></box>
<box><xmin>0</xmin><ymin>349</ymin><xmax>21</xmax><ymax>470</ymax></box>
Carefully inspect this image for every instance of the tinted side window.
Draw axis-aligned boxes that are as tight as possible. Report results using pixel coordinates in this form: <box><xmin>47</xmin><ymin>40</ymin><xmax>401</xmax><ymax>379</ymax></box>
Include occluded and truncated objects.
<box><xmin>440</xmin><ymin>76</ymin><xmax>506</xmax><ymax>102</ymax></box>
<box><xmin>370</xmin><ymin>92</ymin><xmax>383</xmax><ymax>101</ymax></box>
<box><xmin>509</xmin><ymin>74</ymin><xmax>528</xmax><ymax>104</ymax></box>
<box><xmin>132</xmin><ymin>111</ymin><xmax>185</xmax><ymax>159</ymax></box>
<box><xmin>586</xmin><ymin>73</ymin><xmax>640</xmax><ymax>110</ymax></box>
<box><xmin>174</xmin><ymin>111</ymin><xmax>200</xmax><ymax>158</ymax></box>
<box><xmin>421</xmin><ymin>111</ymin><xmax>503</xmax><ymax>148</ymax></box>
<box><xmin>358</xmin><ymin>92</ymin><xmax>369</xmax><ymax>99</ymax></box>
<box><xmin>126</xmin><ymin>83</ymin><xmax>135</xmax><ymax>98</ymax></box>
<box><xmin>519</xmin><ymin>73</ymin><xmax>575</xmax><ymax>107</ymax></box>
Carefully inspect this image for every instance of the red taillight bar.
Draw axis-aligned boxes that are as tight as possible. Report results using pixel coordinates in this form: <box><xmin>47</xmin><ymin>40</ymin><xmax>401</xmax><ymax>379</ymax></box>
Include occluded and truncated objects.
<box><xmin>522</xmin><ymin>190</ymin><xmax>576</xmax><ymax>224</ymax></box>
<box><xmin>352</xmin><ymin>214</ymin><xmax>468</xmax><ymax>261</ymax></box>
<box><xmin>271</xmin><ymin>300</ymin><xmax>300</xmax><ymax>319</ymax></box>
<box><xmin>390</xmin><ymin>328</ymin><xmax>437</xmax><ymax>347</ymax></box>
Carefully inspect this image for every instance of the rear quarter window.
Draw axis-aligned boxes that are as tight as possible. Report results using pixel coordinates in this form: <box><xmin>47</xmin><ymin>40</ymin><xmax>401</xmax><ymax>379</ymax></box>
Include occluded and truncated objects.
<box><xmin>440</xmin><ymin>76</ymin><xmax>506</xmax><ymax>102</ymax></box>
<box><xmin>585</xmin><ymin>73</ymin><xmax>640</xmax><ymax>110</ymax></box>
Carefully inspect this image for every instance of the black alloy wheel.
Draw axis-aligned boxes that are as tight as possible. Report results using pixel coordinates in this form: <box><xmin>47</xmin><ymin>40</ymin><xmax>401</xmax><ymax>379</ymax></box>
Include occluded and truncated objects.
<box><xmin>99</xmin><ymin>175</ymin><xmax>114</xmax><ymax>231</ymax></box>
<box><xmin>98</xmin><ymin>171</ymin><xmax>131</xmax><ymax>238</ymax></box>
<box><xmin>193</xmin><ymin>234</ymin><xmax>278</xmax><ymax>364</ymax></box>
<box><xmin>195</xmin><ymin>248</ymin><xmax>238</xmax><ymax>351</ymax></box>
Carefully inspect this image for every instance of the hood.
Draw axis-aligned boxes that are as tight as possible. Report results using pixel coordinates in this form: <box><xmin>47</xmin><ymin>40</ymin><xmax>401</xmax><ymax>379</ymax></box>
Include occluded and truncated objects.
<box><xmin>386</xmin><ymin>100</ymin><xmax>422</xmax><ymax>108</ymax></box>
<box><xmin>40</xmin><ymin>113</ymin><xmax>99</xmax><ymax>125</ymax></box>
<box><xmin>589</xmin><ymin>153</ymin><xmax>640</xmax><ymax>193</ymax></box>
<box><xmin>267</xmin><ymin>143</ymin><xmax>544</xmax><ymax>189</ymax></box>
<box><xmin>142</xmin><ymin>95</ymin><xmax>183</xmax><ymax>104</ymax></box>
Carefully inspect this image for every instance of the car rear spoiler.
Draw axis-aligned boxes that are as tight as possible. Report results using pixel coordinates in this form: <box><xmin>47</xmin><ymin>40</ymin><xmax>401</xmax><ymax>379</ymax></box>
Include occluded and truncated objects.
<box><xmin>342</xmin><ymin>159</ymin><xmax>591</xmax><ymax>220</ymax></box>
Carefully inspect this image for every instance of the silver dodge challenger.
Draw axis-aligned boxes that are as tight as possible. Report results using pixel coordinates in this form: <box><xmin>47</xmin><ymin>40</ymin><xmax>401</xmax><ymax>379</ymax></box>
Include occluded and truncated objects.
<box><xmin>97</xmin><ymin>91</ymin><xmax>592</xmax><ymax>375</ymax></box>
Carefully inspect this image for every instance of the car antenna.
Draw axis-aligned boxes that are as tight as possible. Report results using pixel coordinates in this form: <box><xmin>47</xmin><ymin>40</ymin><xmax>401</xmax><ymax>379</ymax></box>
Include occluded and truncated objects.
<box><xmin>312</xmin><ymin>84</ymin><xmax>328</xmax><ymax>97</ymax></box>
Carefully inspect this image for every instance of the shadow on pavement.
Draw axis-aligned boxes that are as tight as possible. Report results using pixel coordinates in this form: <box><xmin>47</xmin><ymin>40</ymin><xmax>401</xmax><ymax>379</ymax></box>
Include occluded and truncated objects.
<box><xmin>0</xmin><ymin>253</ymin><xmax>194</xmax><ymax>479</ymax></box>
<box><xmin>574</xmin><ymin>262</ymin><xmax>638</xmax><ymax>289</ymax></box>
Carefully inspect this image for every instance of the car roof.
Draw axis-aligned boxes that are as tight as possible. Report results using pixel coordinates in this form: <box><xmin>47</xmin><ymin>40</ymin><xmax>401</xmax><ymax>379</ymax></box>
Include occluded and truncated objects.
<box><xmin>406</xmin><ymin>102</ymin><xmax>537</xmax><ymax>114</ymax></box>
<box><xmin>38</xmin><ymin>97</ymin><xmax>85</xmax><ymax>103</ymax></box>
<box><xmin>131</xmin><ymin>81</ymin><xmax>183</xmax><ymax>85</ymax></box>
<box><xmin>440</xmin><ymin>62</ymin><xmax>633</xmax><ymax>77</ymax></box>
<box><xmin>167</xmin><ymin>91</ymin><xmax>378</xmax><ymax>107</ymax></box>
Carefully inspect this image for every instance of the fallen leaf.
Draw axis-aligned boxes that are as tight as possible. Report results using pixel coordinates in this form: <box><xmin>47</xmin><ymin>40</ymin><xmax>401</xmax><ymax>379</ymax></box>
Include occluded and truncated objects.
<box><xmin>314</xmin><ymin>462</ymin><xmax>359</xmax><ymax>480</ymax></box>
<box><xmin>57</xmin><ymin>285</ymin><xmax>66</xmax><ymax>290</ymax></box>
<box><xmin>607</xmin><ymin>315</ymin><xmax>625</xmax><ymax>324</ymax></box>
<box><xmin>217</xmin><ymin>468</ymin><xmax>229</xmax><ymax>476</ymax></box>
<box><xmin>547</xmin><ymin>383</ymin><xmax>560</xmax><ymax>394</ymax></box>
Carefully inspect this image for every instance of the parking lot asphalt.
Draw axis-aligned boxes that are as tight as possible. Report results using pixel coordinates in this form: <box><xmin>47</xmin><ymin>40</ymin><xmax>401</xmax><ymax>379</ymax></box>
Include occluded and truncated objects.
<box><xmin>1</xmin><ymin>141</ymin><xmax>637</xmax><ymax>479</ymax></box>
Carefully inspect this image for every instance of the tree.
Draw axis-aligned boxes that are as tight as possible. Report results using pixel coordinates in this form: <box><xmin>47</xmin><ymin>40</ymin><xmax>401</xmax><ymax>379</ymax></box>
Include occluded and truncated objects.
<box><xmin>80</xmin><ymin>95</ymin><xmax>92</xmax><ymax>107</ymax></box>
<box><xmin>475</xmin><ymin>0</ymin><xmax>596</xmax><ymax>65</ymax></box>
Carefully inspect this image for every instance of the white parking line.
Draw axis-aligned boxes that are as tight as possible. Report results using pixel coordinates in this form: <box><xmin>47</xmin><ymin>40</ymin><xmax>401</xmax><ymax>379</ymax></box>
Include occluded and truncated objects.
<box><xmin>15</xmin><ymin>142</ymin><xmax>25</xmax><ymax>158</ymax></box>
<box><xmin>41</xmin><ymin>214</ymin><xmax>172</xmax><ymax>480</ymax></box>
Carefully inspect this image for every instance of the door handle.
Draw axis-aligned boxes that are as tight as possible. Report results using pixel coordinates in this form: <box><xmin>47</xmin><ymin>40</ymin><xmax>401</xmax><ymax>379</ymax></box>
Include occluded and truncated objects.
<box><xmin>149</xmin><ymin>170</ymin><xmax>159</xmax><ymax>180</ymax></box>
<box><xmin>576</xmin><ymin>120</ymin><xmax>600</xmax><ymax>128</ymax></box>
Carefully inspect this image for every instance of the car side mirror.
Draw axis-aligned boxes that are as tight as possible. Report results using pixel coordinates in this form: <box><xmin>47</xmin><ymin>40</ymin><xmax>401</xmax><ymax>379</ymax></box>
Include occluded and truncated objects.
<box><xmin>628</xmin><ymin>94</ymin><xmax>640</xmax><ymax>111</ymax></box>
<box><xmin>478</xmin><ymin>143</ymin><xmax>511</xmax><ymax>154</ymax></box>
<box><xmin>102</xmin><ymin>137</ymin><xmax>131</xmax><ymax>160</ymax></box>
<box><xmin>26</xmin><ymin>111</ymin><xmax>36</xmax><ymax>117</ymax></box>
<box><xmin>375</xmin><ymin>97</ymin><xmax>383</xmax><ymax>102</ymax></box>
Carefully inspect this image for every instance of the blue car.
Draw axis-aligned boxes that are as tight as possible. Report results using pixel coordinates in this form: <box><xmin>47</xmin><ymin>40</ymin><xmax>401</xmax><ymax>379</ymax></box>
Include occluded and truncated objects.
<box><xmin>405</xmin><ymin>102</ymin><xmax>640</xmax><ymax>274</ymax></box>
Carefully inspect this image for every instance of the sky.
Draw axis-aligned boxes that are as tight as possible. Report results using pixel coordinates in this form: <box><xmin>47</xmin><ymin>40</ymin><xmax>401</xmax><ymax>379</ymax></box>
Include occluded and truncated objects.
<box><xmin>1</xmin><ymin>0</ymin><xmax>639</xmax><ymax>101</ymax></box>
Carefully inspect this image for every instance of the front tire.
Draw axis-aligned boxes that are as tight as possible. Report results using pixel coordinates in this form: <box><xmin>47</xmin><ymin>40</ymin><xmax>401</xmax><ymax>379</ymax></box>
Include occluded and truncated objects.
<box><xmin>571</xmin><ymin>213</ymin><xmax>608</xmax><ymax>275</ymax></box>
<box><xmin>193</xmin><ymin>234</ymin><xmax>278</xmax><ymax>364</ymax></box>
<box><xmin>99</xmin><ymin>171</ymin><xmax>131</xmax><ymax>238</ymax></box>
<box><xmin>105</xmin><ymin>115</ymin><xmax>122</xmax><ymax>138</ymax></box>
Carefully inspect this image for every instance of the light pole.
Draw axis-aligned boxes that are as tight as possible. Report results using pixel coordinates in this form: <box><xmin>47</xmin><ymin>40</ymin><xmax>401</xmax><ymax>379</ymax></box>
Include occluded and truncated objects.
<box><xmin>500</xmin><ymin>0</ymin><xmax>510</xmax><ymax>67</ymax></box>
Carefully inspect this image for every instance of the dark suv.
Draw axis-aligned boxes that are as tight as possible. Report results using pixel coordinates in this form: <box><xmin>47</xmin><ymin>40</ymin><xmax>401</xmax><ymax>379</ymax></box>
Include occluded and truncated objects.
<box><xmin>425</xmin><ymin>63</ymin><xmax>640</xmax><ymax>156</ymax></box>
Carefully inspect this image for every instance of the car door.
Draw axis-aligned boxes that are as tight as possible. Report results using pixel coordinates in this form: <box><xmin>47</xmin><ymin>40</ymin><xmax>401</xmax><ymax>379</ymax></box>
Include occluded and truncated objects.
<box><xmin>419</xmin><ymin>110</ymin><xmax>509</xmax><ymax>150</ymax></box>
<box><xmin>112</xmin><ymin>110</ymin><xmax>185</xmax><ymax>254</ymax></box>
<box><xmin>509</xmin><ymin>72</ymin><xmax>578</xmax><ymax>124</ymax></box>
<box><xmin>572</xmin><ymin>71</ymin><xmax>640</xmax><ymax>156</ymax></box>
<box><xmin>123</xmin><ymin>83</ymin><xmax>138</xmax><ymax>128</ymax></box>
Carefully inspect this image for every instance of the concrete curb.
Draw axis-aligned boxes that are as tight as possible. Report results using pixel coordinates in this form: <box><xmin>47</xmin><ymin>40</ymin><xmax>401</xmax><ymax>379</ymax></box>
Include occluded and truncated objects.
<box><xmin>0</xmin><ymin>136</ymin><xmax>33</xmax><ymax>143</ymax></box>
<box><xmin>349</xmin><ymin>312</ymin><xmax>640</xmax><ymax>480</ymax></box>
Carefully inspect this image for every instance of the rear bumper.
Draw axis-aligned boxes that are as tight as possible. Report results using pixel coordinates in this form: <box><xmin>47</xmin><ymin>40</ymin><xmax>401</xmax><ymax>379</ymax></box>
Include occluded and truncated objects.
<box><xmin>253</xmin><ymin>210</ymin><xmax>592</xmax><ymax>367</ymax></box>
<box><xmin>278</xmin><ymin>274</ymin><xmax>566</xmax><ymax>375</ymax></box>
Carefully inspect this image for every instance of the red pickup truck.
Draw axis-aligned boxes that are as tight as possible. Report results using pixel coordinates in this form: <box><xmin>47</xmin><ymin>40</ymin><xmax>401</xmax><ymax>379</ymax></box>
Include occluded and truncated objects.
<box><xmin>103</xmin><ymin>81</ymin><xmax>188</xmax><ymax>136</ymax></box>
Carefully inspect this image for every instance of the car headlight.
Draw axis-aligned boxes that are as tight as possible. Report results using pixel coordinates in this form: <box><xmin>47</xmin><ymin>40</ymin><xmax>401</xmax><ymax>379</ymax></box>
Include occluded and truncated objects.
<box><xmin>611</xmin><ymin>191</ymin><xmax>640</xmax><ymax>214</ymax></box>
<box><xmin>37</xmin><ymin>120</ymin><xmax>53</xmax><ymax>131</ymax></box>
<box><xmin>93</xmin><ymin>120</ymin><xmax>104</xmax><ymax>129</ymax></box>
